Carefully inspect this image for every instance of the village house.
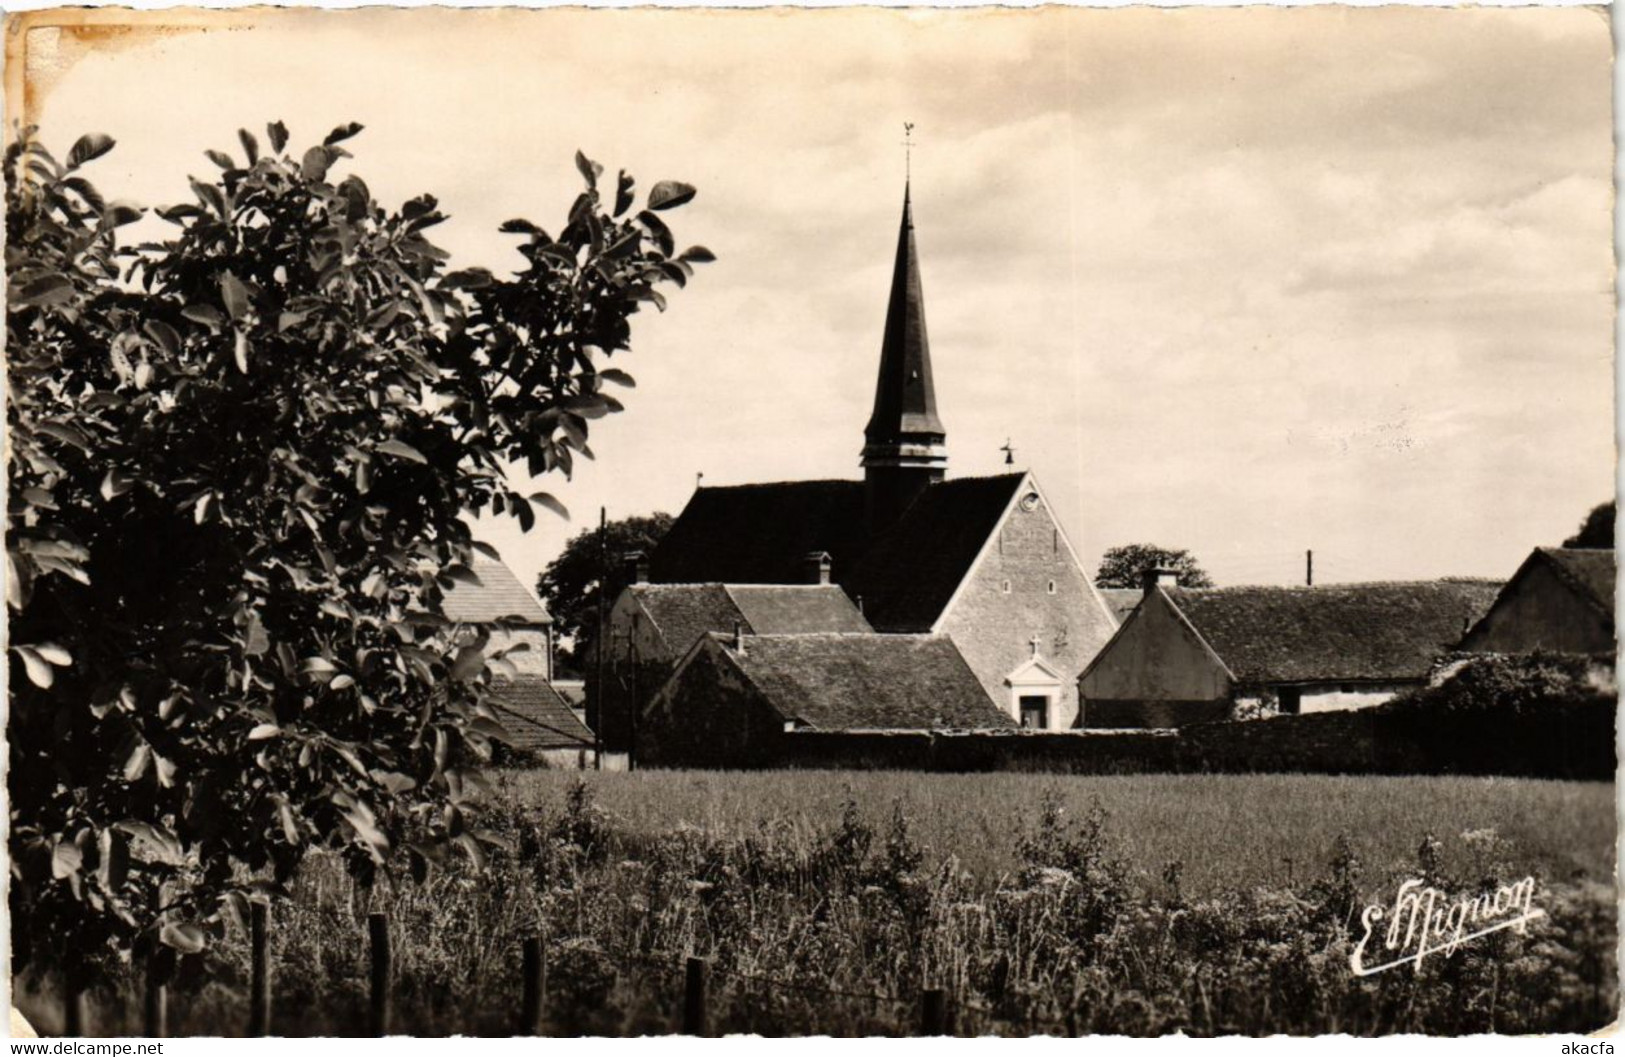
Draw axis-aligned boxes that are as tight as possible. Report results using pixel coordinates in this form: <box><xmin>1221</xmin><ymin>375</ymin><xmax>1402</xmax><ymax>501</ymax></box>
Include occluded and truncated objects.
<box><xmin>591</xmin><ymin>558</ymin><xmax>872</xmax><ymax>753</ymax></box>
<box><xmin>444</xmin><ymin>556</ymin><xmax>595</xmax><ymax>766</ymax></box>
<box><xmin>645</xmin><ymin>185</ymin><xmax>1119</xmax><ymax>732</ymax></box>
<box><xmin>1458</xmin><ymin>547</ymin><xmax>1615</xmax><ymax>655</ymax></box>
<box><xmin>638</xmin><ymin>631</ymin><xmax>1015</xmax><ymax>769</ymax></box>
<box><xmin>1077</xmin><ymin>571</ymin><xmax>1503</xmax><ymax>727</ymax></box>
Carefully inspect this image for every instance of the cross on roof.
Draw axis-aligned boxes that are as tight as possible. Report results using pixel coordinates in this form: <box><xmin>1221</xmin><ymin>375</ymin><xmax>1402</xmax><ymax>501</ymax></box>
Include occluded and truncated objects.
<box><xmin>1029</xmin><ymin>634</ymin><xmax>1041</xmax><ymax>657</ymax></box>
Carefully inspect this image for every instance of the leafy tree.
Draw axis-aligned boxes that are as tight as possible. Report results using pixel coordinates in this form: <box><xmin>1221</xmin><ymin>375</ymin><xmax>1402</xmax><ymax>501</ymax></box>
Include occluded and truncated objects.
<box><xmin>6</xmin><ymin>124</ymin><xmax>708</xmax><ymax>995</ymax></box>
<box><xmin>536</xmin><ymin>512</ymin><xmax>674</xmax><ymax>665</ymax></box>
<box><xmin>1562</xmin><ymin>500</ymin><xmax>1614</xmax><ymax>549</ymax></box>
<box><xmin>1094</xmin><ymin>544</ymin><xmax>1214</xmax><ymax>590</ymax></box>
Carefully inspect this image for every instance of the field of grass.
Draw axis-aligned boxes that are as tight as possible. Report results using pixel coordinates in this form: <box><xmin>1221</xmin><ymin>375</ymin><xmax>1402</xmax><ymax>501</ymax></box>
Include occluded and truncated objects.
<box><xmin>496</xmin><ymin>769</ymin><xmax>1616</xmax><ymax>897</ymax></box>
<box><xmin>35</xmin><ymin>770</ymin><xmax>1617</xmax><ymax>1037</ymax></box>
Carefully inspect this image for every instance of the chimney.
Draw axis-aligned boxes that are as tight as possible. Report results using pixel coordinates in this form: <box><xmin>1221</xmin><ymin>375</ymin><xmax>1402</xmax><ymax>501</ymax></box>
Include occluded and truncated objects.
<box><xmin>733</xmin><ymin>621</ymin><xmax>746</xmax><ymax>654</ymax></box>
<box><xmin>1141</xmin><ymin>567</ymin><xmax>1181</xmax><ymax>595</ymax></box>
<box><xmin>802</xmin><ymin>551</ymin><xmax>833</xmax><ymax>586</ymax></box>
<box><xmin>622</xmin><ymin>550</ymin><xmax>649</xmax><ymax>585</ymax></box>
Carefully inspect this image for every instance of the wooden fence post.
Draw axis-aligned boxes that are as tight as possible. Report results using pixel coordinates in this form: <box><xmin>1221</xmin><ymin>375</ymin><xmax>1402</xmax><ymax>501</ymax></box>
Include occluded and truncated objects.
<box><xmin>518</xmin><ymin>935</ymin><xmax>545</xmax><ymax>1035</ymax></box>
<box><xmin>248</xmin><ymin>902</ymin><xmax>271</xmax><ymax>1036</ymax></box>
<box><xmin>369</xmin><ymin>912</ymin><xmax>392</xmax><ymax>1036</ymax></box>
<box><xmin>62</xmin><ymin>984</ymin><xmax>84</xmax><ymax>1037</ymax></box>
<box><xmin>143</xmin><ymin>956</ymin><xmax>167</xmax><ymax>1038</ymax></box>
<box><xmin>919</xmin><ymin>987</ymin><xmax>948</xmax><ymax>1036</ymax></box>
<box><xmin>682</xmin><ymin>956</ymin><xmax>707</xmax><ymax>1036</ymax></box>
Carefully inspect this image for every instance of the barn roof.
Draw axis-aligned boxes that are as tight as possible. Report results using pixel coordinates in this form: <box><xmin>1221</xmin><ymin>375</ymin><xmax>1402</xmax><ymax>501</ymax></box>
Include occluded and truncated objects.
<box><xmin>488</xmin><ymin>676</ymin><xmax>594</xmax><ymax>751</ymax></box>
<box><xmin>648</xmin><ymin>474</ymin><xmax>1026</xmax><ymax>632</ymax></box>
<box><xmin>630</xmin><ymin>583</ymin><xmax>871</xmax><ymax>656</ymax></box>
<box><xmin>442</xmin><ymin>557</ymin><xmax>550</xmax><ymax>625</ymax></box>
<box><xmin>1164</xmin><ymin>580</ymin><xmax>1503</xmax><ymax>685</ymax></box>
<box><xmin>1533</xmin><ymin>547</ymin><xmax>1615</xmax><ymax>618</ymax></box>
<box><xmin>722</xmin><ymin>633</ymin><xmax>1014</xmax><ymax>730</ymax></box>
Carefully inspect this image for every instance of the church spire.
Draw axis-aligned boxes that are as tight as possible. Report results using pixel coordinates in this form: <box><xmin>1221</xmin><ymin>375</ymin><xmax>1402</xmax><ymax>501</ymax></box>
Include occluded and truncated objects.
<box><xmin>862</xmin><ymin>182</ymin><xmax>947</xmax><ymax>534</ymax></box>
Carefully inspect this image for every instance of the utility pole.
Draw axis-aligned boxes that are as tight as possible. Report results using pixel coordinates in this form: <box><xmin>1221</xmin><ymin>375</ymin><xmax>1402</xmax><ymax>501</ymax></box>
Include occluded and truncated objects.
<box><xmin>594</xmin><ymin>505</ymin><xmax>607</xmax><ymax>769</ymax></box>
<box><xmin>1306</xmin><ymin>549</ymin><xmax>1314</xmax><ymax>587</ymax></box>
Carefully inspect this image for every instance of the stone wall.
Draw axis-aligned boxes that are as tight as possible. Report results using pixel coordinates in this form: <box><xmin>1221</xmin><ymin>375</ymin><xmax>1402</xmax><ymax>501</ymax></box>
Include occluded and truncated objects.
<box><xmin>936</xmin><ymin>488</ymin><xmax>1117</xmax><ymax>729</ymax></box>
<box><xmin>696</xmin><ymin>701</ymin><xmax>1615</xmax><ymax>779</ymax></box>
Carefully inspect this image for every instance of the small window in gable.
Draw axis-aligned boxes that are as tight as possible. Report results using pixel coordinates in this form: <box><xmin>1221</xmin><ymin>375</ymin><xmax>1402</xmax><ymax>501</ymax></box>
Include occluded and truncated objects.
<box><xmin>1047</xmin><ymin>580</ymin><xmax>1057</xmax><ymax>594</ymax></box>
<box><xmin>1001</xmin><ymin>580</ymin><xmax>1012</xmax><ymax>594</ymax></box>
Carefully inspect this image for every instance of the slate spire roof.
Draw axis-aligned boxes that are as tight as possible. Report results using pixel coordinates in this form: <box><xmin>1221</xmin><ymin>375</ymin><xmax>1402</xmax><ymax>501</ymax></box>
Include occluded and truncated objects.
<box><xmin>863</xmin><ymin>184</ymin><xmax>944</xmax><ymax>450</ymax></box>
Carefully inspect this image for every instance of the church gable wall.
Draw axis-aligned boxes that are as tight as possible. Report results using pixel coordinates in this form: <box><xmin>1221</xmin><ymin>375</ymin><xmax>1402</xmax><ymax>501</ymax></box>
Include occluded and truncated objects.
<box><xmin>936</xmin><ymin>489</ymin><xmax>1117</xmax><ymax>729</ymax></box>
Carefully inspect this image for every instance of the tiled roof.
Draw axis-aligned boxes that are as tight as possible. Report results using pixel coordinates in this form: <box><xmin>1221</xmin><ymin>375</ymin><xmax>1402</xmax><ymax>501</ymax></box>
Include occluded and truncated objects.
<box><xmin>650</xmin><ymin>479</ymin><xmax>869</xmax><ymax>586</ymax></box>
<box><xmin>648</xmin><ymin>474</ymin><xmax>1026</xmax><ymax>632</ymax></box>
<box><xmin>443</xmin><ymin>557</ymin><xmax>550</xmax><ymax>625</ymax></box>
<box><xmin>631</xmin><ymin>583</ymin><xmax>872</xmax><ymax>656</ymax></box>
<box><xmin>725</xmin><ymin>585</ymin><xmax>872</xmax><ymax>634</ymax></box>
<box><xmin>846</xmin><ymin>475</ymin><xmax>1026</xmax><ymax>631</ymax></box>
<box><xmin>632</xmin><ymin>584</ymin><xmax>743</xmax><ymax>657</ymax></box>
<box><xmin>1536</xmin><ymin>547</ymin><xmax>1615</xmax><ymax>619</ymax></box>
<box><xmin>1100</xmin><ymin>589</ymin><xmax>1143</xmax><ymax>625</ymax></box>
<box><xmin>1165</xmin><ymin>580</ymin><xmax>1504</xmax><ymax>685</ymax></box>
<box><xmin>724</xmin><ymin>633</ymin><xmax>1014</xmax><ymax>731</ymax></box>
<box><xmin>488</xmin><ymin>676</ymin><xmax>594</xmax><ymax>751</ymax></box>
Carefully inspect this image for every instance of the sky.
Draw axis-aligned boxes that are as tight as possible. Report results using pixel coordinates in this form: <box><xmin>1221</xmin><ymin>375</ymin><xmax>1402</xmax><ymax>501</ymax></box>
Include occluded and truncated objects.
<box><xmin>15</xmin><ymin>6</ymin><xmax>1617</xmax><ymax>594</ymax></box>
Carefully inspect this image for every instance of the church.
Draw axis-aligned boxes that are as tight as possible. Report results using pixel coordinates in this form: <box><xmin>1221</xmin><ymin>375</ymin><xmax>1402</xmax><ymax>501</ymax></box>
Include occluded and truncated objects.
<box><xmin>645</xmin><ymin>185</ymin><xmax>1119</xmax><ymax>730</ymax></box>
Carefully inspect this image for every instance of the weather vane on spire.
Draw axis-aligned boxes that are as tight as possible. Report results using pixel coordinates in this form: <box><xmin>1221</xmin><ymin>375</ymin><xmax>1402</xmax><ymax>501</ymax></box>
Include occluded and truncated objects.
<box><xmin>1001</xmin><ymin>438</ymin><xmax>1016</xmax><ymax>466</ymax></box>
<box><xmin>903</xmin><ymin>122</ymin><xmax>916</xmax><ymax>182</ymax></box>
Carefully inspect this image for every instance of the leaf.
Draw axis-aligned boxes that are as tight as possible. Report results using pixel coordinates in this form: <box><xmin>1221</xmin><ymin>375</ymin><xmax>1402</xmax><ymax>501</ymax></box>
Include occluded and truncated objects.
<box><xmin>51</xmin><ymin>840</ymin><xmax>83</xmax><ymax>880</ymax></box>
<box><xmin>324</xmin><ymin>122</ymin><xmax>364</xmax><ymax>146</ymax></box>
<box><xmin>98</xmin><ymin>829</ymin><xmax>129</xmax><ymax>891</ymax></box>
<box><xmin>238</xmin><ymin>129</ymin><xmax>260</xmax><ymax>164</ymax></box>
<box><xmin>122</xmin><ymin>742</ymin><xmax>151</xmax><ymax>782</ymax></box>
<box><xmin>470</xmin><ymin>716</ymin><xmax>513</xmax><ymax>744</ymax></box>
<box><xmin>220</xmin><ymin>271</ymin><xmax>251</xmax><ymax>321</ymax></box>
<box><xmin>648</xmin><ymin>180</ymin><xmax>697</xmax><ymax>211</ymax></box>
<box><xmin>301</xmin><ymin>146</ymin><xmax>332</xmax><ymax>183</ymax></box>
<box><xmin>61</xmin><ymin>176</ymin><xmax>105</xmax><ymax>213</ymax></box>
<box><xmin>301</xmin><ymin>657</ymin><xmax>337</xmax><ymax>676</ymax></box>
<box><xmin>33</xmin><ymin>643</ymin><xmax>72</xmax><ymax>667</ymax></box>
<box><xmin>276</xmin><ymin>799</ymin><xmax>299</xmax><ymax>844</ymax></box>
<box><xmin>143</xmin><ymin>319</ymin><xmax>181</xmax><ymax>355</ymax></box>
<box><xmin>680</xmin><ymin>245</ymin><xmax>717</xmax><ymax>263</ymax></box>
<box><xmin>597</xmin><ymin>369</ymin><xmax>635</xmax><ymax>390</ymax></box>
<box><xmin>330</xmin><ymin>743</ymin><xmax>370</xmax><ymax>779</ymax></box>
<box><xmin>499</xmin><ymin>218</ymin><xmax>542</xmax><ymax>235</ymax></box>
<box><xmin>575</xmin><ymin>150</ymin><xmax>603</xmax><ymax>188</ymax></box>
<box><xmin>182</xmin><ymin>304</ymin><xmax>226</xmax><ymax>333</ymax></box>
<box><xmin>370</xmin><ymin>770</ymin><xmax>417</xmax><ymax>795</ymax></box>
<box><xmin>67</xmin><ymin>133</ymin><xmax>116</xmax><ymax>170</ymax></box>
<box><xmin>614</xmin><ymin>170</ymin><xmax>635</xmax><ymax>217</ymax></box>
<box><xmin>247</xmin><ymin>724</ymin><xmax>281</xmax><ymax>741</ymax></box>
<box><xmin>204</xmin><ymin>149</ymin><xmax>235</xmax><ymax>171</ymax></box>
<box><xmin>637</xmin><ymin>210</ymin><xmax>675</xmax><ymax>257</ymax></box>
<box><xmin>234</xmin><ymin>331</ymin><xmax>251</xmax><ymax>375</ymax></box>
<box><xmin>14</xmin><ymin>647</ymin><xmax>52</xmax><ymax>689</ymax></box>
<box><xmin>159</xmin><ymin>921</ymin><xmax>207</xmax><ymax>955</ymax></box>
<box><xmin>101</xmin><ymin>468</ymin><xmax>133</xmax><ymax>502</ymax></box>
<box><xmin>450</xmin><ymin>645</ymin><xmax>485</xmax><ymax>682</ymax></box>
<box><xmin>376</xmin><ymin>439</ymin><xmax>427</xmax><ymax>464</ymax></box>
<box><xmin>528</xmin><ymin>492</ymin><xmax>569</xmax><ymax>520</ymax></box>
<box><xmin>14</xmin><ymin>274</ymin><xmax>75</xmax><ymax>308</ymax></box>
<box><xmin>267</xmin><ymin>121</ymin><xmax>289</xmax><ymax>154</ymax></box>
<box><xmin>330</xmin><ymin>674</ymin><xmax>355</xmax><ymax>691</ymax></box>
<box><xmin>155</xmin><ymin>753</ymin><xmax>177</xmax><ymax>789</ymax></box>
